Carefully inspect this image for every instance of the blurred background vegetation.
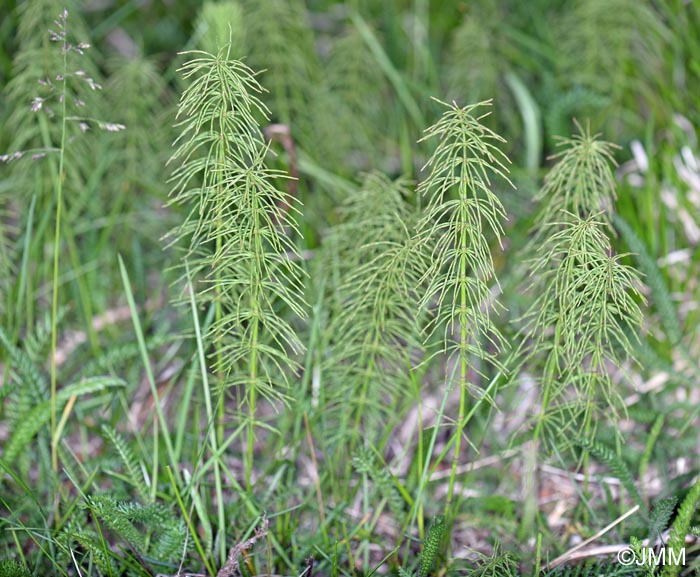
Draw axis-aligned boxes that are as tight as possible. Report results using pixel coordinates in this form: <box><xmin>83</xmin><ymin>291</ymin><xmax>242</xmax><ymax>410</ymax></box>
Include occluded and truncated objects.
<box><xmin>1</xmin><ymin>0</ymin><xmax>700</xmax><ymax>575</ymax></box>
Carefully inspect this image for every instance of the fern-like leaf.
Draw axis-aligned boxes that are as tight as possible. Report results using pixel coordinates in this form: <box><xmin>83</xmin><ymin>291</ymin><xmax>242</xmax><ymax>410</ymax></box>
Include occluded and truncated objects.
<box><xmin>83</xmin><ymin>495</ymin><xmax>146</xmax><ymax>553</ymax></box>
<box><xmin>663</xmin><ymin>475</ymin><xmax>700</xmax><ymax>577</ymax></box>
<box><xmin>647</xmin><ymin>497</ymin><xmax>677</xmax><ymax>543</ymax></box>
<box><xmin>101</xmin><ymin>425</ymin><xmax>149</xmax><ymax>503</ymax></box>
<box><xmin>4</xmin><ymin>376</ymin><xmax>126</xmax><ymax>463</ymax></box>
<box><xmin>351</xmin><ymin>446</ymin><xmax>405</xmax><ymax>521</ymax></box>
<box><xmin>575</xmin><ymin>437</ymin><xmax>644</xmax><ymax>510</ymax></box>
<box><xmin>168</xmin><ymin>46</ymin><xmax>307</xmax><ymax>490</ymax></box>
<box><xmin>462</xmin><ymin>542</ymin><xmax>519</xmax><ymax>577</ymax></box>
<box><xmin>0</xmin><ymin>323</ymin><xmax>48</xmax><ymax>397</ymax></box>
<box><xmin>533</xmin><ymin>121</ymin><xmax>620</xmax><ymax>234</ymax></box>
<box><xmin>520</xmin><ymin>124</ymin><xmax>644</xmax><ymax>445</ymax></box>
<box><xmin>416</xmin><ymin>98</ymin><xmax>511</xmax><ymax>386</ymax></box>
<box><xmin>419</xmin><ymin>515</ymin><xmax>446</xmax><ymax>577</ymax></box>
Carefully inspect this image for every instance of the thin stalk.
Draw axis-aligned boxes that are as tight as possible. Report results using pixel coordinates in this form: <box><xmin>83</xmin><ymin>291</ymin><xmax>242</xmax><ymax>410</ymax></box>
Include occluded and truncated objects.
<box><xmin>50</xmin><ymin>40</ymin><xmax>68</xmax><ymax>474</ymax></box>
<box><xmin>246</xmin><ymin>183</ymin><xmax>262</xmax><ymax>491</ymax></box>
<box><xmin>531</xmin><ymin>353</ymin><xmax>557</xmax><ymax>448</ymax></box>
<box><xmin>303</xmin><ymin>411</ymin><xmax>329</xmax><ymax>543</ymax></box>
<box><xmin>187</xmin><ymin>266</ymin><xmax>226</xmax><ymax>567</ymax></box>
<box><xmin>118</xmin><ymin>255</ymin><xmax>180</xmax><ymax>483</ymax></box>
<box><xmin>524</xmin><ymin>351</ymin><xmax>557</xmax><ymax>537</ymax></box>
<box><xmin>215</xmin><ymin>111</ymin><xmax>227</xmax><ymax>451</ymax></box>
<box><xmin>247</xmin><ymin>317</ymin><xmax>258</xmax><ymax>493</ymax></box>
<box><xmin>406</xmin><ymin>367</ymin><xmax>504</xmax><ymax>561</ymax></box>
<box><xmin>446</xmin><ymin>197</ymin><xmax>470</xmax><ymax>513</ymax></box>
<box><xmin>167</xmin><ymin>466</ymin><xmax>217</xmax><ymax>577</ymax></box>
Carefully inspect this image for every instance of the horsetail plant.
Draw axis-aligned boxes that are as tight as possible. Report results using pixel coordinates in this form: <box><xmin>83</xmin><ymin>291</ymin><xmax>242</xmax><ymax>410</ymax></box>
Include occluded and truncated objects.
<box><xmin>531</xmin><ymin>121</ymin><xmax>620</xmax><ymax>233</ymax></box>
<box><xmin>414</xmin><ymin>99</ymin><xmax>512</xmax><ymax>514</ymax></box>
<box><xmin>524</xmin><ymin>214</ymin><xmax>645</xmax><ymax>447</ymax></box>
<box><xmin>320</xmin><ymin>172</ymin><xmax>423</xmax><ymax>545</ymax></box>
<box><xmin>238</xmin><ymin>0</ymin><xmax>319</xmax><ymax>125</ymax></box>
<box><xmin>521</xmin><ymin>124</ymin><xmax>645</xmax><ymax>453</ymax></box>
<box><xmin>323</xmin><ymin>172</ymin><xmax>422</xmax><ymax>451</ymax></box>
<box><xmin>166</xmin><ymin>45</ymin><xmax>307</xmax><ymax>500</ymax></box>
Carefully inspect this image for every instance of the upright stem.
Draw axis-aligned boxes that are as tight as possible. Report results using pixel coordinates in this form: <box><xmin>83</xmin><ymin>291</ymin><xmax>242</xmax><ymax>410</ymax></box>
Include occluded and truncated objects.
<box><xmin>188</xmin><ymin>267</ymin><xmax>226</xmax><ymax>567</ymax></box>
<box><xmin>246</xmin><ymin>179</ymin><xmax>262</xmax><ymax>492</ymax></box>
<box><xmin>446</xmin><ymin>196</ymin><xmax>469</xmax><ymax>514</ymax></box>
<box><xmin>50</xmin><ymin>40</ymin><xmax>68</xmax><ymax>474</ymax></box>
<box><xmin>247</xmin><ymin>314</ymin><xmax>259</xmax><ymax>492</ymax></box>
<box><xmin>213</xmin><ymin>125</ymin><xmax>227</xmax><ymax>566</ymax></box>
<box><xmin>215</xmin><ymin>117</ymin><xmax>226</xmax><ymax>450</ymax></box>
<box><xmin>522</xmin><ymin>339</ymin><xmax>559</xmax><ymax>538</ymax></box>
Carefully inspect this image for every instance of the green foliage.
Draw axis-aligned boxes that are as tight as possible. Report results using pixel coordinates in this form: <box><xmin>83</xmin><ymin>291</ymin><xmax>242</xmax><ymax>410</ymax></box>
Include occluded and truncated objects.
<box><xmin>445</xmin><ymin>2</ymin><xmax>520</xmax><ymax>150</ymax></box>
<box><xmin>524</xmin><ymin>214</ymin><xmax>645</xmax><ymax>440</ymax></box>
<box><xmin>352</xmin><ymin>446</ymin><xmax>405</xmax><ymax>520</ymax></box>
<box><xmin>77</xmin><ymin>333</ymin><xmax>174</xmax><ymax>378</ymax></box>
<box><xmin>167</xmin><ymin>46</ymin><xmax>306</xmax><ymax>400</ymax></box>
<box><xmin>559</xmin><ymin>0</ymin><xmax>668</xmax><ymax>133</ymax></box>
<box><xmin>238</xmin><ymin>0</ymin><xmax>319</xmax><ymax>124</ymax></box>
<box><xmin>416</xmin><ymin>99</ymin><xmax>511</xmax><ymax>382</ymax></box>
<box><xmin>459</xmin><ymin>543</ymin><xmax>518</xmax><ymax>577</ymax></box>
<box><xmin>323</xmin><ymin>172</ymin><xmax>421</xmax><ymax>448</ymax></box>
<box><xmin>0</xmin><ymin>322</ymin><xmax>48</xmax><ymax>399</ymax></box>
<box><xmin>534</xmin><ymin>123</ymin><xmax>619</xmax><ymax>223</ymax></box>
<box><xmin>195</xmin><ymin>1</ymin><xmax>246</xmax><ymax>56</ymax></box>
<box><xmin>4</xmin><ymin>375</ymin><xmax>126</xmax><ymax>464</ymax></box>
<box><xmin>105</xmin><ymin>53</ymin><xmax>169</xmax><ymax>185</ymax></box>
<box><xmin>324</xmin><ymin>29</ymin><xmax>388</xmax><ymax>147</ymax></box>
<box><xmin>418</xmin><ymin>515</ymin><xmax>446</xmax><ymax>577</ymax></box>
<box><xmin>101</xmin><ymin>425</ymin><xmax>149</xmax><ymax>503</ymax></box>
<box><xmin>59</xmin><ymin>495</ymin><xmax>187</xmax><ymax>573</ymax></box>
<box><xmin>2</xmin><ymin>1</ymin><xmax>110</xmax><ymax>225</ymax></box>
<box><xmin>663</xmin><ymin>475</ymin><xmax>700</xmax><ymax>577</ymax></box>
<box><xmin>21</xmin><ymin>308</ymin><xmax>67</xmax><ymax>364</ymax></box>
<box><xmin>167</xmin><ymin>44</ymin><xmax>307</xmax><ymax>495</ymax></box>
<box><xmin>647</xmin><ymin>497</ymin><xmax>677</xmax><ymax>543</ymax></box>
<box><xmin>521</xmin><ymin>125</ymin><xmax>645</xmax><ymax>444</ymax></box>
<box><xmin>0</xmin><ymin>560</ymin><xmax>31</xmax><ymax>577</ymax></box>
<box><xmin>574</xmin><ymin>437</ymin><xmax>644</xmax><ymax>510</ymax></box>
<box><xmin>414</xmin><ymin>98</ymin><xmax>511</xmax><ymax>509</ymax></box>
<box><xmin>543</xmin><ymin>561</ymin><xmax>640</xmax><ymax>577</ymax></box>
<box><xmin>4</xmin><ymin>0</ymin><xmax>98</xmax><ymax>154</ymax></box>
<box><xmin>0</xmin><ymin>217</ymin><xmax>15</xmax><ymax>324</ymax></box>
<box><xmin>613</xmin><ymin>215</ymin><xmax>683</xmax><ymax>347</ymax></box>
<box><xmin>301</xmin><ymin>27</ymin><xmax>389</xmax><ymax>173</ymax></box>
<box><xmin>2</xmin><ymin>2</ymin><xmax>700</xmax><ymax>576</ymax></box>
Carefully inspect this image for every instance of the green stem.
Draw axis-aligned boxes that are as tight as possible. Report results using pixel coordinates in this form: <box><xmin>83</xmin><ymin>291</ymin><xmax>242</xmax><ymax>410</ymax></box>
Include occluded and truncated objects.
<box><xmin>247</xmin><ymin>316</ymin><xmax>259</xmax><ymax>492</ymax></box>
<box><xmin>215</xmin><ymin>114</ymin><xmax>227</xmax><ymax>452</ymax></box>
<box><xmin>246</xmin><ymin>175</ymin><xmax>262</xmax><ymax>492</ymax></box>
<box><xmin>187</xmin><ymin>267</ymin><xmax>226</xmax><ymax>567</ymax></box>
<box><xmin>446</xmin><ymin>196</ymin><xmax>469</xmax><ymax>516</ymax></box>
<box><xmin>50</xmin><ymin>39</ymin><xmax>68</xmax><ymax>474</ymax></box>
